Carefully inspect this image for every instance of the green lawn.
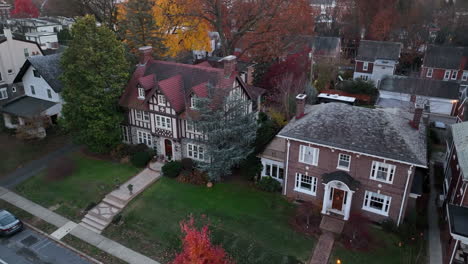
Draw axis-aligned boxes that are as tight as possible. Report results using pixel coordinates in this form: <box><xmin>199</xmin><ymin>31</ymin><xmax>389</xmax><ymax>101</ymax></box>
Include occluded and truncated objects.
<box><xmin>329</xmin><ymin>228</ymin><xmax>427</xmax><ymax>264</ymax></box>
<box><xmin>0</xmin><ymin>128</ymin><xmax>71</xmax><ymax>178</ymax></box>
<box><xmin>15</xmin><ymin>153</ymin><xmax>140</xmax><ymax>221</ymax></box>
<box><xmin>104</xmin><ymin>177</ymin><xmax>315</xmax><ymax>264</ymax></box>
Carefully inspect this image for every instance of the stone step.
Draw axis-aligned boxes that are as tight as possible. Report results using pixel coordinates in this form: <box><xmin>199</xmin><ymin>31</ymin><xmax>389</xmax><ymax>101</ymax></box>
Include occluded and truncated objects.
<box><xmin>105</xmin><ymin>193</ymin><xmax>128</xmax><ymax>206</ymax></box>
<box><xmin>79</xmin><ymin>222</ymin><xmax>102</xmax><ymax>234</ymax></box>
<box><xmin>102</xmin><ymin>197</ymin><xmax>125</xmax><ymax>209</ymax></box>
<box><xmin>87</xmin><ymin>209</ymin><xmax>115</xmax><ymax>223</ymax></box>
<box><xmin>82</xmin><ymin>217</ymin><xmax>106</xmax><ymax>231</ymax></box>
<box><xmin>83</xmin><ymin>213</ymin><xmax>110</xmax><ymax>226</ymax></box>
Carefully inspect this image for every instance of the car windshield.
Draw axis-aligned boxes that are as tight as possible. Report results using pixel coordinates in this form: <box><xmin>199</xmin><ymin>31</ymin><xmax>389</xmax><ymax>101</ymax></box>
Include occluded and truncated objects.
<box><xmin>0</xmin><ymin>214</ymin><xmax>17</xmax><ymax>226</ymax></box>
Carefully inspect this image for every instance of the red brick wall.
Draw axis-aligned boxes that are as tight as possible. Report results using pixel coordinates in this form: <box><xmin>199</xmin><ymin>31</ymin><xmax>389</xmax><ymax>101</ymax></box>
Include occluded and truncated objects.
<box><xmin>355</xmin><ymin>61</ymin><xmax>374</xmax><ymax>74</ymax></box>
<box><xmin>421</xmin><ymin>67</ymin><xmax>464</xmax><ymax>81</ymax></box>
<box><xmin>284</xmin><ymin>140</ymin><xmax>415</xmax><ymax>223</ymax></box>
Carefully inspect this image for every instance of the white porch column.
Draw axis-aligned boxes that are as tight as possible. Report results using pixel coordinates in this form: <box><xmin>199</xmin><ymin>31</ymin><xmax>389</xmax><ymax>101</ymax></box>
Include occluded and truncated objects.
<box><xmin>321</xmin><ymin>184</ymin><xmax>330</xmax><ymax>214</ymax></box>
<box><xmin>344</xmin><ymin>191</ymin><xmax>354</xmax><ymax>220</ymax></box>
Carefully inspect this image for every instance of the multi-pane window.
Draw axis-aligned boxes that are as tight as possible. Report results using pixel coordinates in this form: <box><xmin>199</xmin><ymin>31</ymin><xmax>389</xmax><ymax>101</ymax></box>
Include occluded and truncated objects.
<box><xmin>294</xmin><ymin>173</ymin><xmax>317</xmax><ymax>195</ymax></box>
<box><xmin>135</xmin><ymin>110</ymin><xmax>150</xmax><ymax>122</ymax></box>
<box><xmin>462</xmin><ymin>71</ymin><xmax>468</xmax><ymax>81</ymax></box>
<box><xmin>191</xmin><ymin>96</ymin><xmax>199</xmax><ymax>109</ymax></box>
<box><xmin>363</xmin><ymin>191</ymin><xmax>391</xmax><ymax>216</ymax></box>
<box><xmin>426</xmin><ymin>68</ymin><xmax>433</xmax><ymax>78</ymax></box>
<box><xmin>158</xmin><ymin>94</ymin><xmax>166</xmax><ymax>105</ymax></box>
<box><xmin>156</xmin><ymin>115</ymin><xmax>171</xmax><ymax>130</ymax></box>
<box><xmin>0</xmin><ymin>88</ymin><xmax>7</xmax><ymax>100</ymax></box>
<box><xmin>137</xmin><ymin>130</ymin><xmax>152</xmax><ymax>147</ymax></box>
<box><xmin>262</xmin><ymin>161</ymin><xmax>284</xmax><ymax>181</ymax></box>
<box><xmin>299</xmin><ymin>145</ymin><xmax>319</xmax><ymax>165</ymax></box>
<box><xmin>361</xmin><ymin>75</ymin><xmax>368</xmax><ymax>81</ymax></box>
<box><xmin>47</xmin><ymin>89</ymin><xmax>52</xmax><ymax>99</ymax></box>
<box><xmin>30</xmin><ymin>85</ymin><xmax>35</xmax><ymax>95</ymax></box>
<box><xmin>138</xmin><ymin>87</ymin><xmax>145</xmax><ymax>99</ymax></box>
<box><xmin>444</xmin><ymin>70</ymin><xmax>451</xmax><ymax>80</ymax></box>
<box><xmin>187</xmin><ymin>143</ymin><xmax>205</xmax><ymax>161</ymax></box>
<box><xmin>363</xmin><ymin>62</ymin><xmax>369</xmax><ymax>71</ymax></box>
<box><xmin>121</xmin><ymin>126</ymin><xmax>130</xmax><ymax>143</ymax></box>
<box><xmin>370</xmin><ymin>161</ymin><xmax>396</xmax><ymax>183</ymax></box>
<box><xmin>186</xmin><ymin>120</ymin><xmax>201</xmax><ymax>133</ymax></box>
<box><xmin>451</xmin><ymin>70</ymin><xmax>458</xmax><ymax>80</ymax></box>
<box><xmin>337</xmin><ymin>153</ymin><xmax>351</xmax><ymax>170</ymax></box>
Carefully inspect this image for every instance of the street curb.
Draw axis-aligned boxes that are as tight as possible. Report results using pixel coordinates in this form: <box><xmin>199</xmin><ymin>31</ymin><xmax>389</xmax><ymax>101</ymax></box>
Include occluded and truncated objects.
<box><xmin>23</xmin><ymin>222</ymin><xmax>103</xmax><ymax>264</ymax></box>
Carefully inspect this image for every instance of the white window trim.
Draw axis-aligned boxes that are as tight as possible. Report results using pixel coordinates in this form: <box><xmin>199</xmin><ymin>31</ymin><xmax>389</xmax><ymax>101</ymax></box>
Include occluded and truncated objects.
<box><xmin>444</xmin><ymin>70</ymin><xmax>451</xmax><ymax>80</ymax></box>
<box><xmin>138</xmin><ymin>87</ymin><xmax>145</xmax><ymax>99</ymax></box>
<box><xmin>370</xmin><ymin>161</ymin><xmax>396</xmax><ymax>184</ymax></box>
<box><xmin>294</xmin><ymin>173</ymin><xmax>317</xmax><ymax>196</ymax></box>
<box><xmin>363</xmin><ymin>62</ymin><xmax>369</xmax><ymax>71</ymax></box>
<box><xmin>0</xmin><ymin>88</ymin><xmax>8</xmax><ymax>100</ymax></box>
<box><xmin>135</xmin><ymin>110</ymin><xmax>150</xmax><ymax>122</ymax></box>
<box><xmin>190</xmin><ymin>96</ymin><xmax>198</xmax><ymax>109</ymax></box>
<box><xmin>121</xmin><ymin>126</ymin><xmax>130</xmax><ymax>143</ymax></box>
<box><xmin>362</xmin><ymin>191</ymin><xmax>391</xmax><ymax>216</ymax></box>
<box><xmin>262</xmin><ymin>160</ymin><xmax>285</xmax><ymax>182</ymax></box>
<box><xmin>299</xmin><ymin>145</ymin><xmax>319</xmax><ymax>166</ymax></box>
<box><xmin>462</xmin><ymin>71</ymin><xmax>468</xmax><ymax>81</ymax></box>
<box><xmin>187</xmin><ymin>143</ymin><xmax>205</xmax><ymax>161</ymax></box>
<box><xmin>12</xmin><ymin>86</ymin><xmax>16</xmax><ymax>93</ymax></box>
<box><xmin>451</xmin><ymin>70</ymin><xmax>458</xmax><ymax>80</ymax></box>
<box><xmin>426</xmin><ymin>68</ymin><xmax>433</xmax><ymax>78</ymax></box>
<box><xmin>155</xmin><ymin>114</ymin><xmax>171</xmax><ymax>130</ymax></box>
<box><xmin>337</xmin><ymin>153</ymin><xmax>351</xmax><ymax>171</ymax></box>
<box><xmin>137</xmin><ymin>130</ymin><xmax>152</xmax><ymax>147</ymax></box>
<box><xmin>158</xmin><ymin>94</ymin><xmax>166</xmax><ymax>106</ymax></box>
<box><xmin>186</xmin><ymin>120</ymin><xmax>201</xmax><ymax>134</ymax></box>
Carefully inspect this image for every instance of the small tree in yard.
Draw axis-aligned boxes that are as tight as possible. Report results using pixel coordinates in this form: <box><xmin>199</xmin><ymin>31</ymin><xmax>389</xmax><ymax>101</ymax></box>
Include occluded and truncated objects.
<box><xmin>60</xmin><ymin>15</ymin><xmax>129</xmax><ymax>153</ymax></box>
<box><xmin>172</xmin><ymin>217</ymin><xmax>234</xmax><ymax>264</ymax></box>
<box><xmin>271</xmin><ymin>73</ymin><xmax>307</xmax><ymax>120</ymax></box>
<box><xmin>194</xmin><ymin>85</ymin><xmax>258</xmax><ymax>182</ymax></box>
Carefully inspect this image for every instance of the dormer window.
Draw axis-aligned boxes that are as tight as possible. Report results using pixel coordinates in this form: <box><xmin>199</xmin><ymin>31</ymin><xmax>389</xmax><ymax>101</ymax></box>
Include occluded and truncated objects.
<box><xmin>138</xmin><ymin>87</ymin><xmax>145</xmax><ymax>99</ymax></box>
<box><xmin>158</xmin><ymin>94</ymin><xmax>166</xmax><ymax>105</ymax></box>
<box><xmin>191</xmin><ymin>96</ymin><xmax>199</xmax><ymax>109</ymax></box>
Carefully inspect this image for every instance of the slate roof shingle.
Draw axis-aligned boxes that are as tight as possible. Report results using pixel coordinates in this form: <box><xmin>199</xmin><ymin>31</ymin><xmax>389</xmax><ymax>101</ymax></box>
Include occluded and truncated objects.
<box><xmin>356</xmin><ymin>40</ymin><xmax>402</xmax><ymax>62</ymax></box>
<box><xmin>380</xmin><ymin>76</ymin><xmax>460</xmax><ymax>99</ymax></box>
<box><xmin>423</xmin><ymin>45</ymin><xmax>468</xmax><ymax>69</ymax></box>
<box><xmin>278</xmin><ymin>103</ymin><xmax>427</xmax><ymax>167</ymax></box>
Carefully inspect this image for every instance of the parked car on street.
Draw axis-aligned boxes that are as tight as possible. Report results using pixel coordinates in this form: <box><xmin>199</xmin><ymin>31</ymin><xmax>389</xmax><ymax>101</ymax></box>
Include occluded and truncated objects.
<box><xmin>0</xmin><ymin>209</ymin><xmax>23</xmax><ymax>236</ymax></box>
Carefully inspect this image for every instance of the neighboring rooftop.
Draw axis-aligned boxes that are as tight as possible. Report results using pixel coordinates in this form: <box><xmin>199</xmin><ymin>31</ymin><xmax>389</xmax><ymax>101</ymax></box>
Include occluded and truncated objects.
<box><xmin>1</xmin><ymin>96</ymin><xmax>57</xmax><ymax>118</ymax></box>
<box><xmin>278</xmin><ymin>103</ymin><xmax>427</xmax><ymax>167</ymax></box>
<box><xmin>356</xmin><ymin>40</ymin><xmax>402</xmax><ymax>62</ymax></box>
<box><xmin>14</xmin><ymin>53</ymin><xmax>63</xmax><ymax>93</ymax></box>
<box><xmin>451</xmin><ymin>122</ymin><xmax>468</xmax><ymax>180</ymax></box>
<box><xmin>258</xmin><ymin>137</ymin><xmax>286</xmax><ymax>162</ymax></box>
<box><xmin>380</xmin><ymin>76</ymin><xmax>460</xmax><ymax>99</ymax></box>
<box><xmin>423</xmin><ymin>45</ymin><xmax>468</xmax><ymax>69</ymax></box>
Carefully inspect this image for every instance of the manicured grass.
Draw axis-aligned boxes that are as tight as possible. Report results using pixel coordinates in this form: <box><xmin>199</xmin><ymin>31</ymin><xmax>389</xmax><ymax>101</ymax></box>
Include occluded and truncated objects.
<box><xmin>15</xmin><ymin>153</ymin><xmax>140</xmax><ymax>221</ymax></box>
<box><xmin>329</xmin><ymin>228</ymin><xmax>427</xmax><ymax>264</ymax></box>
<box><xmin>104</xmin><ymin>177</ymin><xmax>315</xmax><ymax>264</ymax></box>
<box><xmin>0</xmin><ymin>128</ymin><xmax>70</xmax><ymax>178</ymax></box>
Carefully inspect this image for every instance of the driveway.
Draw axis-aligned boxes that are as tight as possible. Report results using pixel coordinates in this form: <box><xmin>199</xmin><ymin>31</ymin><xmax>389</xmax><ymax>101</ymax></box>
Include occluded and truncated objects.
<box><xmin>0</xmin><ymin>227</ymin><xmax>93</xmax><ymax>264</ymax></box>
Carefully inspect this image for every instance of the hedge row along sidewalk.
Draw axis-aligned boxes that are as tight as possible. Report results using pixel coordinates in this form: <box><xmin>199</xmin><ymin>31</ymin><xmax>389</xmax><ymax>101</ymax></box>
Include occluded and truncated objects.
<box><xmin>0</xmin><ymin>186</ymin><xmax>160</xmax><ymax>264</ymax></box>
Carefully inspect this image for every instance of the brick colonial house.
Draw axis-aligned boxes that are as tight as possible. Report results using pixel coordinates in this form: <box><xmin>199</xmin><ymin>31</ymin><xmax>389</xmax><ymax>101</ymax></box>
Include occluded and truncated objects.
<box><xmin>443</xmin><ymin>121</ymin><xmax>468</xmax><ymax>264</ymax></box>
<box><xmin>259</xmin><ymin>96</ymin><xmax>427</xmax><ymax>224</ymax></box>
<box><xmin>353</xmin><ymin>40</ymin><xmax>402</xmax><ymax>88</ymax></box>
<box><xmin>119</xmin><ymin>46</ymin><xmax>263</xmax><ymax>161</ymax></box>
<box><xmin>420</xmin><ymin>45</ymin><xmax>468</xmax><ymax>90</ymax></box>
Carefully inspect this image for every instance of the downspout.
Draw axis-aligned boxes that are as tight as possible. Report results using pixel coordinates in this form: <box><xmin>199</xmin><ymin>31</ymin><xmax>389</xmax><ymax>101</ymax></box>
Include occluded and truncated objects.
<box><xmin>283</xmin><ymin>139</ymin><xmax>291</xmax><ymax>196</ymax></box>
<box><xmin>450</xmin><ymin>240</ymin><xmax>459</xmax><ymax>264</ymax></box>
<box><xmin>398</xmin><ymin>165</ymin><xmax>414</xmax><ymax>226</ymax></box>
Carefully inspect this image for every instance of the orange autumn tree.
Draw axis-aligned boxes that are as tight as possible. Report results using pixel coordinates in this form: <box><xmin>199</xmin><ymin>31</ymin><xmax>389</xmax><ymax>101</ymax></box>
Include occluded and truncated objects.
<box><xmin>172</xmin><ymin>217</ymin><xmax>234</xmax><ymax>264</ymax></box>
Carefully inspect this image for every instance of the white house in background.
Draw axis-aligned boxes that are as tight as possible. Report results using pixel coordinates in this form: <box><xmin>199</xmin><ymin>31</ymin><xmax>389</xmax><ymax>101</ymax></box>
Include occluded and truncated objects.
<box><xmin>1</xmin><ymin>53</ymin><xmax>63</xmax><ymax>138</ymax></box>
<box><xmin>193</xmin><ymin>32</ymin><xmax>220</xmax><ymax>60</ymax></box>
<box><xmin>377</xmin><ymin>76</ymin><xmax>460</xmax><ymax>116</ymax></box>
<box><xmin>24</xmin><ymin>32</ymin><xmax>59</xmax><ymax>50</ymax></box>
<box><xmin>0</xmin><ymin>29</ymin><xmax>43</xmax><ymax>104</ymax></box>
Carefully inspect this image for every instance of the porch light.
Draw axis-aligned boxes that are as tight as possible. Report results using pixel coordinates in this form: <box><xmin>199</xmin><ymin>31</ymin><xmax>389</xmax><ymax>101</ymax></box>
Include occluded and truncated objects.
<box><xmin>336</xmin><ymin>259</ymin><xmax>342</xmax><ymax>264</ymax></box>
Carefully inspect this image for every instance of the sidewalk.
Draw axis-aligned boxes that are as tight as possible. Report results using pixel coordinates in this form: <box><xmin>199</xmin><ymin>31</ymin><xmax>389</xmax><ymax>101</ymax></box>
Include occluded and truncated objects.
<box><xmin>428</xmin><ymin>161</ymin><xmax>443</xmax><ymax>264</ymax></box>
<box><xmin>0</xmin><ymin>186</ymin><xmax>160</xmax><ymax>264</ymax></box>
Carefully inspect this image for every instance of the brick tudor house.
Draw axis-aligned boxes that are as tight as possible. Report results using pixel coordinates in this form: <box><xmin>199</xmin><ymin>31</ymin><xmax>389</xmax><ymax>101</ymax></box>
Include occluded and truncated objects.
<box><xmin>259</xmin><ymin>96</ymin><xmax>427</xmax><ymax>224</ymax></box>
<box><xmin>119</xmin><ymin>46</ymin><xmax>263</xmax><ymax>161</ymax></box>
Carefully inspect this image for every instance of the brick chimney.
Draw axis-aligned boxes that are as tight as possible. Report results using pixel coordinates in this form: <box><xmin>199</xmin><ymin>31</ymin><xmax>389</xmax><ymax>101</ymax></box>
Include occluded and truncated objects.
<box><xmin>138</xmin><ymin>46</ymin><xmax>153</xmax><ymax>66</ymax></box>
<box><xmin>296</xmin><ymin>94</ymin><xmax>307</xmax><ymax>119</ymax></box>
<box><xmin>410</xmin><ymin>106</ymin><xmax>424</xmax><ymax>130</ymax></box>
<box><xmin>246</xmin><ymin>65</ymin><xmax>255</xmax><ymax>85</ymax></box>
<box><xmin>220</xmin><ymin>55</ymin><xmax>237</xmax><ymax>78</ymax></box>
<box><xmin>410</xmin><ymin>94</ymin><xmax>416</xmax><ymax>103</ymax></box>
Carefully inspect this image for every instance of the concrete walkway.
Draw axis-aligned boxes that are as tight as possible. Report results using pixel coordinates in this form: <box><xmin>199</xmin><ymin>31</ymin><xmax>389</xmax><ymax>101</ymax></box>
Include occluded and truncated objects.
<box><xmin>0</xmin><ymin>187</ymin><xmax>160</xmax><ymax>264</ymax></box>
<box><xmin>309</xmin><ymin>216</ymin><xmax>344</xmax><ymax>264</ymax></box>
<box><xmin>428</xmin><ymin>161</ymin><xmax>443</xmax><ymax>264</ymax></box>
<box><xmin>0</xmin><ymin>143</ymin><xmax>79</xmax><ymax>188</ymax></box>
<box><xmin>80</xmin><ymin>164</ymin><xmax>162</xmax><ymax>233</ymax></box>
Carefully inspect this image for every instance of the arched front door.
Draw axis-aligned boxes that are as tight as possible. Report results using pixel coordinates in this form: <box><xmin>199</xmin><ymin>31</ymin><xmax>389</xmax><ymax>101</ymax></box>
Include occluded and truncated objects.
<box><xmin>164</xmin><ymin>139</ymin><xmax>173</xmax><ymax>160</ymax></box>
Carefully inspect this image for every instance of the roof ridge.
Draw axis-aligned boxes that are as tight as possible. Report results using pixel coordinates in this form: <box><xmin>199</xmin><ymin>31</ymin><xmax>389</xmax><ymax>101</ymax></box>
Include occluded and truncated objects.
<box><xmin>150</xmin><ymin>59</ymin><xmax>223</xmax><ymax>73</ymax></box>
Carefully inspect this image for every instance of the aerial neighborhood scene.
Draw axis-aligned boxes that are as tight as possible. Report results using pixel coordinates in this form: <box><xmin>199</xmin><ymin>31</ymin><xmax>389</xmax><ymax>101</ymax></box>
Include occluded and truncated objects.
<box><xmin>1</xmin><ymin>0</ymin><xmax>468</xmax><ymax>263</ymax></box>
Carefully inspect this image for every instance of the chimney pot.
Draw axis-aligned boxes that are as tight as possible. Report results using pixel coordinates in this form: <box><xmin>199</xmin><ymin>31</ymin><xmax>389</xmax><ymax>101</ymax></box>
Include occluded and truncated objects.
<box><xmin>220</xmin><ymin>55</ymin><xmax>237</xmax><ymax>78</ymax></box>
<box><xmin>138</xmin><ymin>46</ymin><xmax>153</xmax><ymax>66</ymax></box>
<box><xmin>296</xmin><ymin>94</ymin><xmax>307</xmax><ymax>119</ymax></box>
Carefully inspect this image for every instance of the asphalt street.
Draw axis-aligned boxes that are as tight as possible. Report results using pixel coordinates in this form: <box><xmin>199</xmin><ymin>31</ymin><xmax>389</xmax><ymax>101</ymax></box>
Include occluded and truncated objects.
<box><xmin>0</xmin><ymin>227</ymin><xmax>92</xmax><ymax>264</ymax></box>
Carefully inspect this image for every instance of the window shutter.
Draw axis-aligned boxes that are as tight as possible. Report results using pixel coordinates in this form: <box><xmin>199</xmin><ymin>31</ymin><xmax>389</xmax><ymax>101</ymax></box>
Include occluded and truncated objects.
<box><xmin>299</xmin><ymin>146</ymin><xmax>304</xmax><ymax>162</ymax></box>
<box><xmin>371</xmin><ymin>162</ymin><xmax>377</xmax><ymax>179</ymax></box>
<box><xmin>295</xmin><ymin>173</ymin><xmax>300</xmax><ymax>188</ymax></box>
<box><xmin>313</xmin><ymin>148</ymin><xmax>319</xmax><ymax>165</ymax></box>
<box><xmin>388</xmin><ymin>166</ymin><xmax>395</xmax><ymax>182</ymax></box>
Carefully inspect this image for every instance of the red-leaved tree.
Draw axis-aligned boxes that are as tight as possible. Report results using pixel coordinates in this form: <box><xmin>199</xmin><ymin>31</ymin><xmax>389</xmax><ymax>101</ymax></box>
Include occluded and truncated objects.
<box><xmin>11</xmin><ymin>0</ymin><xmax>39</xmax><ymax>18</ymax></box>
<box><xmin>172</xmin><ymin>217</ymin><xmax>234</xmax><ymax>264</ymax></box>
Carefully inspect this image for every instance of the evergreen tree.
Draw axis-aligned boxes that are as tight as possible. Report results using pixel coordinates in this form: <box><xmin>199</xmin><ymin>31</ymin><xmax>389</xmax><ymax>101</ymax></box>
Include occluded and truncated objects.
<box><xmin>118</xmin><ymin>0</ymin><xmax>166</xmax><ymax>56</ymax></box>
<box><xmin>60</xmin><ymin>15</ymin><xmax>129</xmax><ymax>153</ymax></box>
<box><xmin>194</xmin><ymin>85</ymin><xmax>258</xmax><ymax>182</ymax></box>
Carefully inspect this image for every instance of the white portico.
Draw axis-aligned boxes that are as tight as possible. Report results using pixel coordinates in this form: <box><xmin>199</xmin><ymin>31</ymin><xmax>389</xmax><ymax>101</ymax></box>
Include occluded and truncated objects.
<box><xmin>321</xmin><ymin>171</ymin><xmax>360</xmax><ymax>221</ymax></box>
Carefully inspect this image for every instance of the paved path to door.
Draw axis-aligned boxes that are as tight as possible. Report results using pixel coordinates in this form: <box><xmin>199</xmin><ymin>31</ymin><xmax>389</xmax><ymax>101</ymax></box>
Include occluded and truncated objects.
<box><xmin>427</xmin><ymin>161</ymin><xmax>443</xmax><ymax>264</ymax></box>
<box><xmin>0</xmin><ymin>187</ymin><xmax>160</xmax><ymax>264</ymax></box>
<box><xmin>0</xmin><ymin>143</ymin><xmax>79</xmax><ymax>188</ymax></box>
<box><xmin>309</xmin><ymin>216</ymin><xmax>345</xmax><ymax>264</ymax></box>
<box><xmin>80</xmin><ymin>163</ymin><xmax>163</xmax><ymax>233</ymax></box>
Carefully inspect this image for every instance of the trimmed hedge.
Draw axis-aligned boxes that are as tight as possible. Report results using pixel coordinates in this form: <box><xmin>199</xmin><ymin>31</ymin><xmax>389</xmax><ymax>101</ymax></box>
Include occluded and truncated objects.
<box><xmin>131</xmin><ymin>151</ymin><xmax>152</xmax><ymax>168</ymax></box>
<box><xmin>162</xmin><ymin>161</ymin><xmax>183</xmax><ymax>178</ymax></box>
<box><xmin>257</xmin><ymin>176</ymin><xmax>282</xmax><ymax>192</ymax></box>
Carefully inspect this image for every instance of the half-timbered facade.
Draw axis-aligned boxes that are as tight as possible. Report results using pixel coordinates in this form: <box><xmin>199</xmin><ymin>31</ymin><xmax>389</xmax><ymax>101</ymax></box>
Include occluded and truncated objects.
<box><xmin>119</xmin><ymin>46</ymin><xmax>262</xmax><ymax>161</ymax></box>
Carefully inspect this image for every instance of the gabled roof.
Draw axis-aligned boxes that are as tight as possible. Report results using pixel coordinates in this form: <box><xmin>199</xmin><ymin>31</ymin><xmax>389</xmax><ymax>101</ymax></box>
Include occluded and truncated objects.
<box><xmin>451</xmin><ymin>122</ymin><xmax>468</xmax><ymax>180</ymax></box>
<box><xmin>380</xmin><ymin>76</ymin><xmax>460</xmax><ymax>100</ymax></box>
<box><xmin>423</xmin><ymin>45</ymin><xmax>468</xmax><ymax>69</ymax></box>
<box><xmin>278</xmin><ymin>103</ymin><xmax>427</xmax><ymax>167</ymax></box>
<box><xmin>356</xmin><ymin>40</ymin><xmax>402</xmax><ymax>62</ymax></box>
<box><xmin>14</xmin><ymin>53</ymin><xmax>63</xmax><ymax>93</ymax></box>
<box><xmin>1</xmin><ymin>96</ymin><xmax>57</xmax><ymax>118</ymax></box>
<box><xmin>119</xmin><ymin>58</ymin><xmax>254</xmax><ymax>114</ymax></box>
